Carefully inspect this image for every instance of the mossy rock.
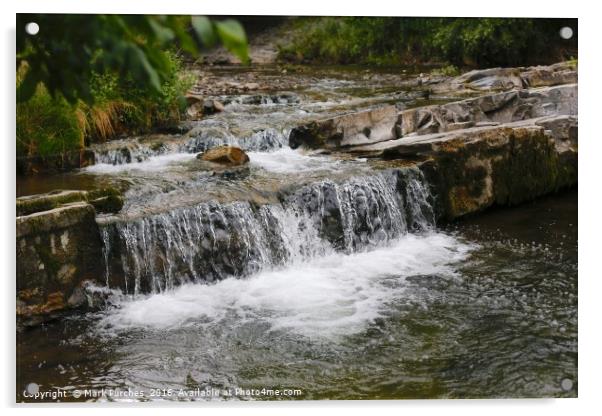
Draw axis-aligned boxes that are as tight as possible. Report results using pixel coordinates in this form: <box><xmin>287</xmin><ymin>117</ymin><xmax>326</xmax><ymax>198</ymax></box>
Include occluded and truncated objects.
<box><xmin>17</xmin><ymin>187</ymin><xmax>124</xmax><ymax>217</ymax></box>
<box><xmin>17</xmin><ymin>190</ymin><xmax>88</xmax><ymax>217</ymax></box>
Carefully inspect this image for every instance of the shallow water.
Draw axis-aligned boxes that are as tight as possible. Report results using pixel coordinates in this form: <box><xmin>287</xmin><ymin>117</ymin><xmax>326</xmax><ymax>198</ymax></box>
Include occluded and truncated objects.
<box><xmin>16</xmin><ymin>64</ymin><xmax>576</xmax><ymax>401</ymax></box>
<box><xmin>16</xmin><ymin>191</ymin><xmax>577</xmax><ymax>401</ymax></box>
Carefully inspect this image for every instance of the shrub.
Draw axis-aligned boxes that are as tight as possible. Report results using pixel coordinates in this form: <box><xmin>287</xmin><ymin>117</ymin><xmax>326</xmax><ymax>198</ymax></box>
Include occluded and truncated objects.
<box><xmin>279</xmin><ymin>17</ymin><xmax>578</xmax><ymax>68</ymax></box>
<box><xmin>17</xmin><ymin>52</ymin><xmax>194</xmax><ymax>158</ymax></box>
<box><xmin>16</xmin><ymin>82</ymin><xmax>84</xmax><ymax>158</ymax></box>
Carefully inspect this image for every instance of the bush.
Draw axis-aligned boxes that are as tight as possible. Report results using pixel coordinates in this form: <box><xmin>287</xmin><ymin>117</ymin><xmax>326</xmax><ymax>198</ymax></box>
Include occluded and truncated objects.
<box><xmin>16</xmin><ymin>81</ymin><xmax>84</xmax><ymax>158</ymax></box>
<box><xmin>279</xmin><ymin>17</ymin><xmax>578</xmax><ymax>68</ymax></box>
<box><xmin>17</xmin><ymin>52</ymin><xmax>194</xmax><ymax>158</ymax></box>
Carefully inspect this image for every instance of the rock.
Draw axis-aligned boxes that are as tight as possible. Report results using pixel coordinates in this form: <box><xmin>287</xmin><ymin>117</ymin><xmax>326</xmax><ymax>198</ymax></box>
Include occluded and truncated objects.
<box><xmin>396</xmin><ymin>84</ymin><xmax>577</xmax><ymax>137</ymax></box>
<box><xmin>202</xmin><ymin>99</ymin><xmax>225</xmax><ymax>115</ymax></box>
<box><xmin>186</xmin><ymin>102</ymin><xmax>204</xmax><ymax>120</ymax></box>
<box><xmin>244</xmin><ymin>82</ymin><xmax>260</xmax><ymax>90</ymax></box>
<box><xmin>289</xmin><ymin>105</ymin><xmax>398</xmax><ymax>150</ymax></box>
<box><xmin>17</xmin><ymin>190</ymin><xmax>87</xmax><ymax>217</ymax></box>
<box><xmin>520</xmin><ymin>61</ymin><xmax>578</xmax><ymax>88</ymax></box>
<box><xmin>198</xmin><ymin>146</ymin><xmax>250</xmax><ymax>166</ymax></box>
<box><xmin>87</xmin><ymin>187</ymin><xmax>124</xmax><ymax>214</ymax></box>
<box><xmin>16</xmin><ymin>202</ymin><xmax>104</xmax><ymax>326</ymax></box>
<box><xmin>432</xmin><ymin>61</ymin><xmax>578</xmax><ymax>95</ymax></box>
<box><xmin>184</xmin><ymin>93</ymin><xmax>203</xmax><ymax>106</ymax></box>
<box><xmin>449</xmin><ymin>67</ymin><xmax>524</xmax><ymax>92</ymax></box>
<box><xmin>380</xmin><ymin>116</ymin><xmax>578</xmax><ymax>219</ymax></box>
<box><xmin>17</xmin><ymin>187</ymin><xmax>124</xmax><ymax>217</ymax></box>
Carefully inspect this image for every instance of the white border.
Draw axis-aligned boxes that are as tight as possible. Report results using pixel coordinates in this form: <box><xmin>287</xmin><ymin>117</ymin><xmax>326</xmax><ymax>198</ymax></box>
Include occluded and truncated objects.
<box><xmin>2</xmin><ymin>1</ymin><xmax>598</xmax><ymax>415</ymax></box>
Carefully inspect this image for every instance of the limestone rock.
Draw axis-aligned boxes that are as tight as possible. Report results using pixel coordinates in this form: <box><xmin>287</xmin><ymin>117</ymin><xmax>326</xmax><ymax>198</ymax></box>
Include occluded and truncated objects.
<box><xmin>17</xmin><ymin>187</ymin><xmax>124</xmax><ymax>217</ymax></box>
<box><xmin>16</xmin><ymin>202</ymin><xmax>104</xmax><ymax>326</ymax></box>
<box><xmin>521</xmin><ymin>61</ymin><xmax>578</xmax><ymax>88</ymax></box>
<box><xmin>380</xmin><ymin>116</ymin><xmax>578</xmax><ymax>219</ymax></box>
<box><xmin>289</xmin><ymin>105</ymin><xmax>398</xmax><ymax>150</ymax></box>
<box><xmin>202</xmin><ymin>99</ymin><xmax>225</xmax><ymax>115</ymax></box>
<box><xmin>450</xmin><ymin>67</ymin><xmax>524</xmax><ymax>92</ymax></box>
<box><xmin>397</xmin><ymin>84</ymin><xmax>577</xmax><ymax>137</ymax></box>
<box><xmin>198</xmin><ymin>146</ymin><xmax>250</xmax><ymax>166</ymax></box>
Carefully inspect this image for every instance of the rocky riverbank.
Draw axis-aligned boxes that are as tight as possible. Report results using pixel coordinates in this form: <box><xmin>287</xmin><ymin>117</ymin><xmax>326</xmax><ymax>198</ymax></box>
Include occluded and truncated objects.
<box><xmin>16</xmin><ymin>62</ymin><xmax>578</xmax><ymax>327</ymax></box>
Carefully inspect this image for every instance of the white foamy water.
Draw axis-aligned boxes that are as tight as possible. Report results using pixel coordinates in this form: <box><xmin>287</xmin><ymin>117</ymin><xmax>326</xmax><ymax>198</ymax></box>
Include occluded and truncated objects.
<box><xmin>98</xmin><ymin>233</ymin><xmax>474</xmax><ymax>337</ymax></box>
<box><xmin>84</xmin><ymin>153</ymin><xmax>197</xmax><ymax>174</ymax></box>
<box><xmin>248</xmin><ymin>147</ymin><xmax>349</xmax><ymax>173</ymax></box>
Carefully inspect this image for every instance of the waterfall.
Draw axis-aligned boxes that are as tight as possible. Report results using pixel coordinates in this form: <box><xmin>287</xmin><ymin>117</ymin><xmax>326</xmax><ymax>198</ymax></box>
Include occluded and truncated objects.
<box><xmin>93</xmin><ymin>142</ymin><xmax>156</xmax><ymax>165</ymax></box>
<box><xmin>99</xmin><ymin>168</ymin><xmax>435</xmax><ymax>295</ymax></box>
<box><xmin>181</xmin><ymin>128</ymin><xmax>288</xmax><ymax>153</ymax></box>
<box><xmin>90</xmin><ymin>128</ymin><xmax>288</xmax><ymax>166</ymax></box>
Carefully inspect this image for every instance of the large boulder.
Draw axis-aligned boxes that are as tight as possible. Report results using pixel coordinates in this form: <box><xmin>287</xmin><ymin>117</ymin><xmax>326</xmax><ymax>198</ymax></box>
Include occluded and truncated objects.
<box><xmin>448</xmin><ymin>67</ymin><xmax>524</xmax><ymax>92</ymax></box>
<box><xmin>381</xmin><ymin>116</ymin><xmax>578</xmax><ymax>220</ymax></box>
<box><xmin>397</xmin><ymin>84</ymin><xmax>577</xmax><ymax>137</ymax></box>
<box><xmin>520</xmin><ymin>61</ymin><xmax>578</xmax><ymax>88</ymax></box>
<box><xmin>198</xmin><ymin>146</ymin><xmax>250</xmax><ymax>166</ymax></box>
<box><xmin>289</xmin><ymin>105</ymin><xmax>398</xmax><ymax>150</ymax></box>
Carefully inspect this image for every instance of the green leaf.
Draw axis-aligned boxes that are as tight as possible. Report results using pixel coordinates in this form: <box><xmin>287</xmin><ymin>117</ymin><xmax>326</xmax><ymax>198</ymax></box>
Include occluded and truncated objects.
<box><xmin>191</xmin><ymin>16</ymin><xmax>217</xmax><ymax>47</ymax></box>
<box><xmin>148</xmin><ymin>18</ymin><xmax>176</xmax><ymax>44</ymax></box>
<box><xmin>215</xmin><ymin>19</ymin><xmax>249</xmax><ymax>63</ymax></box>
<box><xmin>130</xmin><ymin>45</ymin><xmax>161</xmax><ymax>92</ymax></box>
<box><xmin>16</xmin><ymin>69</ymin><xmax>39</xmax><ymax>103</ymax></box>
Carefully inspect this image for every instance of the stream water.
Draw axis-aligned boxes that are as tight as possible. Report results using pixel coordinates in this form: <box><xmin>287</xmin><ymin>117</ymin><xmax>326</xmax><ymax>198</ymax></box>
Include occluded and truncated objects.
<box><xmin>16</xmin><ymin>65</ymin><xmax>577</xmax><ymax>401</ymax></box>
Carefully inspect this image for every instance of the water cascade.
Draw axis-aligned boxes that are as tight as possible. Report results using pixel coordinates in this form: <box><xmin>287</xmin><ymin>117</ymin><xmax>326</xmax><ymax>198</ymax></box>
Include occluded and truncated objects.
<box><xmin>99</xmin><ymin>168</ymin><xmax>435</xmax><ymax>294</ymax></box>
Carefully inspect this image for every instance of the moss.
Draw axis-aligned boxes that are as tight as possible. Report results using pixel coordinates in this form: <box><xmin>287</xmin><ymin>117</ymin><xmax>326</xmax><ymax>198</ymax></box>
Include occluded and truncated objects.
<box><xmin>289</xmin><ymin>121</ymin><xmax>340</xmax><ymax>149</ymax></box>
<box><xmin>490</xmin><ymin>129</ymin><xmax>561</xmax><ymax>205</ymax></box>
<box><xmin>88</xmin><ymin>195</ymin><xmax>124</xmax><ymax>214</ymax></box>
<box><xmin>422</xmin><ymin>126</ymin><xmax>577</xmax><ymax>221</ymax></box>
<box><xmin>17</xmin><ymin>187</ymin><xmax>124</xmax><ymax>217</ymax></box>
<box><xmin>86</xmin><ymin>187</ymin><xmax>124</xmax><ymax>213</ymax></box>
<box><xmin>16</xmin><ymin>191</ymin><xmax>87</xmax><ymax>216</ymax></box>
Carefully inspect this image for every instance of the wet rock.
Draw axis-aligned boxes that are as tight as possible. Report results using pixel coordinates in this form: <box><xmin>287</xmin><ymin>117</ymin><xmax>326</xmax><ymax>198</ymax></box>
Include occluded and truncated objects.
<box><xmin>383</xmin><ymin>116</ymin><xmax>578</xmax><ymax>219</ymax></box>
<box><xmin>87</xmin><ymin>187</ymin><xmax>124</xmax><ymax>214</ymax></box>
<box><xmin>198</xmin><ymin>146</ymin><xmax>250</xmax><ymax>166</ymax></box>
<box><xmin>17</xmin><ymin>190</ymin><xmax>88</xmax><ymax>217</ymax></box>
<box><xmin>449</xmin><ymin>67</ymin><xmax>524</xmax><ymax>92</ymax></box>
<box><xmin>396</xmin><ymin>84</ymin><xmax>577</xmax><ymax>137</ymax></box>
<box><xmin>289</xmin><ymin>105</ymin><xmax>398</xmax><ymax>149</ymax></box>
<box><xmin>16</xmin><ymin>203</ymin><xmax>104</xmax><ymax>326</ymax></box>
<box><xmin>203</xmin><ymin>99</ymin><xmax>225</xmax><ymax>115</ymax></box>
<box><xmin>185</xmin><ymin>98</ymin><xmax>225</xmax><ymax>119</ymax></box>
<box><xmin>17</xmin><ymin>187</ymin><xmax>124</xmax><ymax>216</ymax></box>
<box><xmin>520</xmin><ymin>61</ymin><xmax>578</xmax><ymax>88</ymax></box>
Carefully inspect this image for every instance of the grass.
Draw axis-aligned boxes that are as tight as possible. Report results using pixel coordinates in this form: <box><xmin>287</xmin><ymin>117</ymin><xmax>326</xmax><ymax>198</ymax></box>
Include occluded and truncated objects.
<box><xmin>17</xmin><ymin>52</ymin><xmax>194</xmax><ymax>159</ymax></box>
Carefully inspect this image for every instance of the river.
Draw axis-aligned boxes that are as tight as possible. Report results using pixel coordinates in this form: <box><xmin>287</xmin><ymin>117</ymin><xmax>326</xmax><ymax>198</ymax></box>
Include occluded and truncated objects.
<box><xmin>16</xmin><ymin>65</ymin><xmax>577</xmax><ymax>401</ymax></box>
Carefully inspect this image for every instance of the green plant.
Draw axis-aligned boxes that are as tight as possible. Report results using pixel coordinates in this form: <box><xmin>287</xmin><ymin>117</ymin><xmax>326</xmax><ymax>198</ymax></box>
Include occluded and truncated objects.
<box><xmin>278</xmin><ymin>17</ymin><xmax>578</xmax><ymax>68</ymax></box>
<box><xmin>17</xmin><ymin>14</ymin><xmax>248</xmax><ymax>104</ymax></box>
<box><xmin>16</xmin><ymin>82</ymin><xmax>84</xmax><ymax>158</ymax></box>
<box><xmin>17</xmin><ymin>51</ymin><xmax>194</xmax><ymax>157</ymax></box>
<box><xmin>431</xmin><ymin>65</ymin><xmax>461</xmax><ymax>77</ymax></box>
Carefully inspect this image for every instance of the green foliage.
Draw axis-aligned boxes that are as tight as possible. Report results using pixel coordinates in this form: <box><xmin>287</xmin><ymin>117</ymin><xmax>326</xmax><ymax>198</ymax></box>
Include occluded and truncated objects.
<box><xmin>16</xmin><ymin>79</ymin><xmax>84</xmax><ymax>158</ymax></box>
<box><xmin>17</xmin><ymin>52</ymin><xmax>194</xmax><ymax>157</ymax></box>
<box><xmin>279</xmin><ymin>17</ymin><xmax>577</xmax><ymax>67</ymax></box>
<box><xmin>17</xmin><ymin>14</ymin><xmax>248</xmax><ymax>104</ymax></box>
<box><xmin>431</xmin><ymin>65</ymin><xmax>460</xmax><ymax>77</ymax></box>
<box><xmin>16</xmin><ymin>14</ymin><xmax>245</xmax><ymax>160</ymax></box>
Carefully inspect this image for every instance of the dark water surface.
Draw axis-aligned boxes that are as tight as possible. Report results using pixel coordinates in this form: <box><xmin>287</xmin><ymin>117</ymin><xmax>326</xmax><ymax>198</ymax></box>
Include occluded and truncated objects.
<box><xmin>17</xmin><ymin>190</ymin><xmax>577</xmax><ymax>401</ymax></box>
